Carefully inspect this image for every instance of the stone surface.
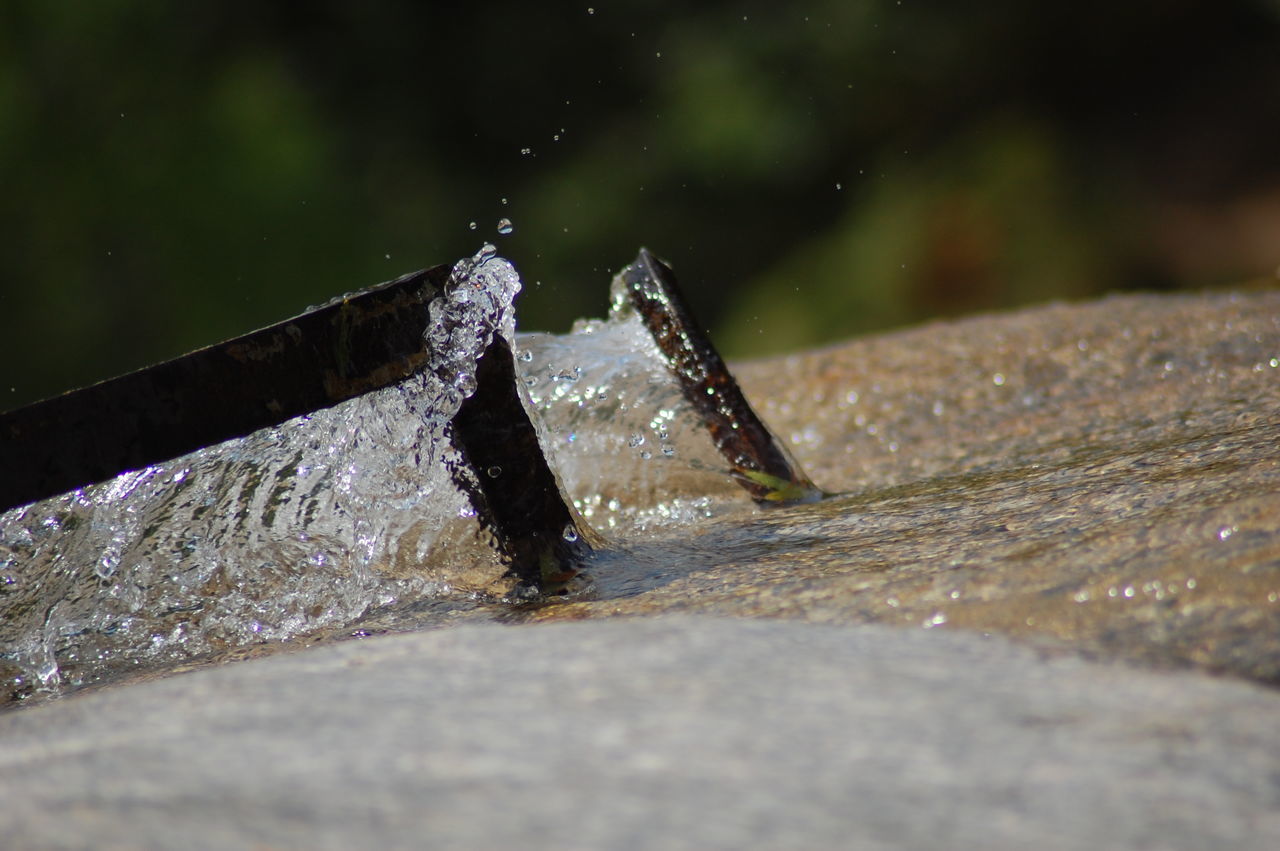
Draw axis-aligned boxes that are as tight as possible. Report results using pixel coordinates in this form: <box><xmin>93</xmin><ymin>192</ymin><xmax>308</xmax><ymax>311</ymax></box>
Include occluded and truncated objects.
<box><xmin>2</xmin><ymin>289</ymin><xmax>1279</xmax><ymax>848</ymax></box>
<box><xmin>2</xmin><ymin>617</ymin><xmax>1279</xmax><ymax>850</ymax></box>
<box><xmin>525</xmin><ymin>290</ymin><xmax>1280</xmax><ymax>685</ymax></box>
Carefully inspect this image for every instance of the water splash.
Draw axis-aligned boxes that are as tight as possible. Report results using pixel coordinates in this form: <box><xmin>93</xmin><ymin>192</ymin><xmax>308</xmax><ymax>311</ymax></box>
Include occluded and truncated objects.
<box><xmin>515</xmin><ymin>296</ymin><xmax>745</xmax><ymax>533</ymax></box>
<box><xmin>0</xmin><ymin>247</ymin><xmax>757</xmax><ymax>702</ymax></box>
<box><xmin>0</xmin><ymin>248</ymin><xmax>523</xmax><ymax>699</ymax></box>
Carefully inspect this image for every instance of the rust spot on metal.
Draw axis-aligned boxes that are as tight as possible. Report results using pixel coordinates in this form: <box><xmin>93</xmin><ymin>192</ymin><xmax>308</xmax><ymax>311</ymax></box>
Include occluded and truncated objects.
<box><xmin>618</xmin><ymin>248</ymin><xmax>823</xmax><ymax>504</ymax></box>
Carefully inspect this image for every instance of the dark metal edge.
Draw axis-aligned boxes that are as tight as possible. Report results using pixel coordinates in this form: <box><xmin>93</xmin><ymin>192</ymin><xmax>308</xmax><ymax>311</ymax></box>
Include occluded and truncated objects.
<box><xmin>0</xmin><ymin>266</ymin><xmax>451</xmax><ymax>512</ymax></box>
<box><xmin>619</xmin><ymin>248</ymin><xmax>824</xmax><ymax>504</ymax></box>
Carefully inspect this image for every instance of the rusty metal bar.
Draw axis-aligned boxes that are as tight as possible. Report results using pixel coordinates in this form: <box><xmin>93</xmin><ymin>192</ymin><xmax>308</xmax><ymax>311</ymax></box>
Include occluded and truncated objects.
<box><xmin>617</xmin><ymin>248</ymin><xmax>823</xmax><ymax>504</ymax></box>
<box><xmin>0</xmin><ymin>266</ymin><xmax>450</xmax><ymax>512</ymax></box>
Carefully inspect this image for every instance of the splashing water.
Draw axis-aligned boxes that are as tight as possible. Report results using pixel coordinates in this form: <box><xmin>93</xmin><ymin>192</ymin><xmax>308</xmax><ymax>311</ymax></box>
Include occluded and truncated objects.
<box><xmin>0</xmin><ymin>248</ymin><xmax>764</xmax><ymax>702</ymax></box>
<box><xmin>515</xmin><ymin>272</ymin><xmax>745</xmax><ymax>532</ymax></box>
<box><xmin>0</xmin><ymin>247</ymin><xmax>524</xmax><ymax>698</ymax></box>
<box><xmin>0</xmin><ymin>249</ymin><xmax>752</xmax><ymax>702</ymax></box>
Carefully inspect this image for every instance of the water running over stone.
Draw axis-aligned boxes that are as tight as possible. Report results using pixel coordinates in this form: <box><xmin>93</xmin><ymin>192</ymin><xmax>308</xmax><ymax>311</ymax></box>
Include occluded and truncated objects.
<box><xmin>515</xmin><ymin>303</ymin><xmax>745</xmax><ymax>534</ymax></box>
<box><xmin>0</xmin><ymin>247</ymin><xmax>539</xmax><ymax>699</ymax></box>
<box><xmin>3</xmin><ymin>255</ymin><xmax>1278</xmax><ymax>706</ymax></box>
<box><xmin>0</xmin><ymin>249</ymin><xmax>766</xmax><ymax>702</ymax></box>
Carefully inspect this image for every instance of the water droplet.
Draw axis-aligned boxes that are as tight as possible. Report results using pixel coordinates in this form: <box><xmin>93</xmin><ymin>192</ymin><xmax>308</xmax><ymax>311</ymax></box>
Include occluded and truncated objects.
<box><xmin>486</xmin><ymin>466</ymin><xmax>502</xmax><ymax>478</ymax></box>
<box><xmin>427</xmin><ymin>322</ymin><xmax>449</xmax><ymax>347</ymax></box>
<box><xmin>95</xmin><ymin>556</ymin><xmax>118</xmax><ymax>581</ymax></box>
<box><xmin>454</xmin><ymin>373</ymin><xmax>477</xmax><ymax>396</ymax></box>
<box><xmin>587</xmin><ymin>6</ymin><xmax>594</xmax><ymax>13</ymax></box>
<box><xmin>629</xmin><ymin>433</ymin><xmax>645</xmax><ymax>447</ymax></box>
<box><xmin>661</xmin><ymin>446</ymin><xmax>675</xmax><ymax>457</ymax></box>
<box><xmin>497</xmin><ymin>218</ymin><xmax>514</xmax><ymax>235</ymax></box>
<box><xmin>35</xmin><ymin>654</ymin><xmax>59</xmax><ymax>686</ymax></box>
<box><xmin>517</xmin><ymin>349</ymin><xmax>534</xmax><ymax>362</ymax></box>
<box><xmin>1217</xmin><ymin>525</ymin><xmax>1237</xmax><ymax>541</ymax></box>
<box><xmin>468</xmin><ymin>221</ymin><xmax>477</xmax><ymax>230</ymax></box>
<box><xmin>562</xmin><ymin>525</ymin><xmax>580</xmax><ymax>542</ymax></box>
<box><xmin>640</xmin><ymin>450</ymin><xmax>652</xmax><ymax>460</ymax></box>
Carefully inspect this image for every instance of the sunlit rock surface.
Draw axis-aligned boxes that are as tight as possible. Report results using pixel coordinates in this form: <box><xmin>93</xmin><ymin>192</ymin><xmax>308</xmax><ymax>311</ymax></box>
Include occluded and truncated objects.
<box><xmin>3</xmin><ymin>279</ymin><xmax>1279</xmax><ymax>701</ymax></box>
<box><xmin>532</xmin><ymin>289</ymin><xmax>1280</xmax><ymax>685</ymax></box>
<box><xmin>2</xmin><ymin>275</ymin><xmax>1279</xmax><ymax>847</ymax></box>
<box><xmin>1</xmin><ymin>618</ymin><xmax>1277</xmax><ymax>850</ymax></box>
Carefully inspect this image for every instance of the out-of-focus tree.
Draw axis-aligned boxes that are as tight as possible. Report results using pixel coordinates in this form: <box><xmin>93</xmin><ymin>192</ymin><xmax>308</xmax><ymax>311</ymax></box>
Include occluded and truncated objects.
<box><xmin>2</xmin><ymin>0</ymin><xmax>1278</xmax><ymax>407</ymax></box>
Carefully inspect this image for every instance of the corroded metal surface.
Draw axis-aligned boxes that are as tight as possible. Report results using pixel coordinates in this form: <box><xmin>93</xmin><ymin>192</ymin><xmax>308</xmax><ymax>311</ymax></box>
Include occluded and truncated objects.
<box><xmin>617</xmin><ymin>248</ymin><xmax>821</xmax><ymax>503</ymax></box>
<box><xmin>451</xmin><ymin>336</ymin><xmax>594</xmax><ymax>588</ymax></box>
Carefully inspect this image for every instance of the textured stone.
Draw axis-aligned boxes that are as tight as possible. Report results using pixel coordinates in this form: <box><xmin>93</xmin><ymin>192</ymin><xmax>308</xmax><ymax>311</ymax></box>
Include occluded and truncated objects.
<box><xmin>528</xmin><ymin>290</ymin><xmax>1280</xmax><ymax>685</ymax></box>
<box><xmin>2</xmin><ymin>618</ymin><xmax>1278</xmax><ymax>850</ymax></box>
<box><xmin>3</xmin><ymin>290</ymin><xmax>1279</xmax><ymax>849</ymax></box>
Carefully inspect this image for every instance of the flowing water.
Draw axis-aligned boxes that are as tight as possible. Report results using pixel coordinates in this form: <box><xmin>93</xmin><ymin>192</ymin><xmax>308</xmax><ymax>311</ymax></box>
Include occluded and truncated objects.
<box><xmin>0</xmin><ymin>251</ymin><xmax>757</xmax><ymax>702</ymax></box>
<box><xmin>0</xmin><ymin>248</ymin><xmax>535</xmax><ymax>699</ymax></box>
<box><xmin>3</xmin><ymin>254</ymin><xmax>1280</xmax><ymax>705</ymax></box>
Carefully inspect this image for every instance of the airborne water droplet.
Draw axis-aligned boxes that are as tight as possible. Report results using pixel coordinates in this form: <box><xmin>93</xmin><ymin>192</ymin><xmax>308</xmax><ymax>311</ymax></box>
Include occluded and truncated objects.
<box><xmin>562</xmin><ymin>525</ymin><xmax>580</xmax><ymax>542</ymax></box>
<box><xmin>468</xmin><ymin>221</ymin><xmax>477</xmax><ymax>230</ymax></box>
<box><xmin>486</xmin><ymin>466</ymin><xmax>502</xmax><ymax>478</ymax></box>
<box><xmin>497</xmin><ymin>218</ymin><xmax>514</xmax><ymax>235</ymax></box>
<box><xmin>455</xmin><ymin>373</ymin><xmax>477</xmax><ymax>396</ymax></box>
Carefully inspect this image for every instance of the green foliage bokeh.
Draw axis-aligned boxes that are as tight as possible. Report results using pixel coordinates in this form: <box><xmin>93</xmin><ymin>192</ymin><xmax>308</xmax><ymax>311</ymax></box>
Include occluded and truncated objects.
<box><xmin>2</xmin><ymin>1</ymin><xmax>1278</xmax><ymax>408</ymax></box>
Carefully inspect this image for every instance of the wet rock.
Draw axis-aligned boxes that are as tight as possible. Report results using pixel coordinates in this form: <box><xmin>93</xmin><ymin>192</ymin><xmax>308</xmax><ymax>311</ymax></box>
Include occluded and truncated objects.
<box><xmin>2</xmin><ymin>289</ymin><xmax>1279</xmax><ymax>848</ymax></box>
<box><xmin>1</xmin><ymin>618</ymin><xmax>1278</xmax><ymax>850</ymax></box>
<box><xmin>535</xmin><ymin>290</ymin><xmax>1280</xmax><ymax>686</ymax></box>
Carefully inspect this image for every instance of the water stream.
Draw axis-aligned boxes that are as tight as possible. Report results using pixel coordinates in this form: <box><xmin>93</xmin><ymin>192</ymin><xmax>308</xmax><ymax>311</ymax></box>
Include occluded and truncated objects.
<box><xmin>0</xmin><ymin>251</ymin><xmax>752</xmax><ymax>701</ymax></box>
<box><xmin>3</xmin><ymin>256</ymin><xmax>1279</xmax><ymax>705</ymax></box>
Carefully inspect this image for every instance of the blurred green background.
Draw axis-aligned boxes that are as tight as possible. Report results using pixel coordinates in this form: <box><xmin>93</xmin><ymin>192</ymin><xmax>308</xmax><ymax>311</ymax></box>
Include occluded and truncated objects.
<box><xmin>3</xmin><ymin>0</ymin><xmax>1279</xmax><ymax>409</ymax></box>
